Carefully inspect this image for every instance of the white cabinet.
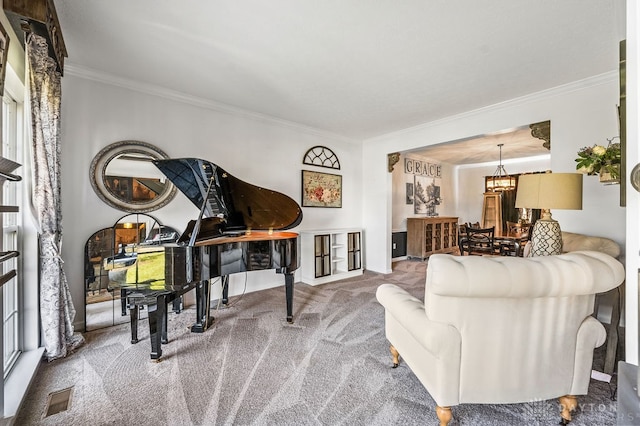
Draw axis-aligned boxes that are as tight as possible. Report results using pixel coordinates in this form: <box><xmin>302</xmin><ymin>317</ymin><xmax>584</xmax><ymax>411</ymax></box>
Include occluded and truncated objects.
<box><xmin>300</xmin><ymin>228</ymin><xmax>363</xmax><ymax>285</ymax></box>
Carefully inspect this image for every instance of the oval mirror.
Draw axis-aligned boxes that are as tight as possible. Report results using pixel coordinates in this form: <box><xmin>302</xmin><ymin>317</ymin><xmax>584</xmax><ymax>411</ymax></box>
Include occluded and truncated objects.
<box><xmin>90</xmin><ymin>140</ymin><xmax>177</xmax><ymax>212</ymax></box>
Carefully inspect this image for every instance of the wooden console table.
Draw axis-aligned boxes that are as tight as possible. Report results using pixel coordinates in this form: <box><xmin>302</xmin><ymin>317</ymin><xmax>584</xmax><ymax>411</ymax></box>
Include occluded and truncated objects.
<box><xmin>407</xmin><ymin>217</ymin><xmax>459</xmax><ymax>260</ymax></box>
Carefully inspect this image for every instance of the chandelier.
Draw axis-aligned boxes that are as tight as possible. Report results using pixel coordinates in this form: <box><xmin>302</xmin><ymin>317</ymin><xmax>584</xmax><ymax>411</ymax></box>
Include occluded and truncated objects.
<box><xmin>486</xmin><ymin>144</ymin><xmax>516</xmax><ymax>191</ymax></box>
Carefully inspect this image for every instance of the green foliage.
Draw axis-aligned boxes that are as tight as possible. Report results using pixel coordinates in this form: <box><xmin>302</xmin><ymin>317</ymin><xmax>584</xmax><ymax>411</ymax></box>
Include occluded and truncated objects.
<box><xmin>575</xmin><ymin>142</ymin><xmax>621</xmax><ymax>177</ymax></box>
<box><xmin>125</xmin><ymin>251</ymin><xmax>165</xmax><ymax>286</ymax></box>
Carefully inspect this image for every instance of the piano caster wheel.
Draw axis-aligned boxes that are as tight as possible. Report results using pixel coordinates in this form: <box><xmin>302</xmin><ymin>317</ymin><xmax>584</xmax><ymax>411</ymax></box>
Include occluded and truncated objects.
<box><xmin>131</xmin><ymin>338</ymin><xmax>139</xmax><ymax>344</ymax></box>
<box><xmin>286</xmin><ymin>316</ymin><xmax>293</xmax><ymax>324</ymax></box>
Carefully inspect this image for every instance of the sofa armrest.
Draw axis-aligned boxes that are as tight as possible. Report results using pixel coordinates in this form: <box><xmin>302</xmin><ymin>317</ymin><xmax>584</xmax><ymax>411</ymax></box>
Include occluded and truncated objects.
<box><xmin>571</xmin><ymin>316</ymin><xmax>607</xmax><ymax>394</ymax></box>
<box><xmin>376</xmin><ymin>283</ymin><xmax>460</xmax><ymax>360</ymax></box>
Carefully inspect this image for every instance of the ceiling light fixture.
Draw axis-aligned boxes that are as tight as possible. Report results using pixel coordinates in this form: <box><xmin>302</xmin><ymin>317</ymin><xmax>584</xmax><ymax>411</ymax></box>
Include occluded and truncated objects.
<box><xmin>487</xmin><ymin>143</ymin><xmax>516</xmax><ymax>191</ymax></box>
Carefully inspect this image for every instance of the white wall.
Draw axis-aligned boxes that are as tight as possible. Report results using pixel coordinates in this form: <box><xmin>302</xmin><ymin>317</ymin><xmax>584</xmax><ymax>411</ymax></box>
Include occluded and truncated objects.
<box><xmin>391</xmin><ymin>154</ymin><xmax>455</xmax><ymax>232</ymax></box>
<box><xmin>61</xmin><ymin>74</ymin><xmax>363</xmax><ymax>329</ymax></box>
<box><xmin>363</xmin><ymin>73</ymin><xmax>625</xmax><ymax>274</ymax></box>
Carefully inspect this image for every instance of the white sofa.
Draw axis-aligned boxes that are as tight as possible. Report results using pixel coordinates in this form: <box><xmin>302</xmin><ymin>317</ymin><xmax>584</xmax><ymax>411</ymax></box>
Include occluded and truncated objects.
<box><xmin>376</xmin><ymin>251</ymin><xmax>625</xmax><ymax>425</ymax></box>
<box><xmin>523</xmin><ymin>231</ymin><xmax>621</xmax><ymax>259</ymax></box>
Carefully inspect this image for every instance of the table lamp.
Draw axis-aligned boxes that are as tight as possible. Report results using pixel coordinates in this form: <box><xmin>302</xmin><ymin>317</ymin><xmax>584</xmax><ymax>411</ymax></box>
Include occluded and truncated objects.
<box><xmin>515</xmin><ymin>173</ymin><xmax>583</xmax><ymax>256</ymax></box>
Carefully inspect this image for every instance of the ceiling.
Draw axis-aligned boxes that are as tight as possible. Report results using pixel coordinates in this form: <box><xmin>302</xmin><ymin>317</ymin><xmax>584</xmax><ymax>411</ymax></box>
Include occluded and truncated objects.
<box><xmin>52</xmin><ymin>0</ymin><xmax>625</xmax><ymax>162</ymax></box>
<box><xmin>407</xmin><ymin>125</ymin><xmax>550</xmax><ymax>165</ymax></box>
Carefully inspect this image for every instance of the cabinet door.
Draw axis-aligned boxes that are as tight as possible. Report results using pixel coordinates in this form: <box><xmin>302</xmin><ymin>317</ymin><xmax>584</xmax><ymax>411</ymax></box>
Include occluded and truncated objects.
<box><xmin>347</xmin><ymin>232</ymin><xmax>361</xmax><ymax>271</ymax></box>
<box><xmin>425</xmin><ymin>223</ymin><xmax>434</xmax><ymax>253</ymax></box>
<box><xmin>452</xmin><ymin>220</ymin><xmax>459</xmax><ymax>248</ymax></box>
<box><xmin>443</xmin><ymin>221</ymin><xmax>450</xmax><ymax>249</ymax></box>
<box><xmin>434</xmin><ymin>222</ymin><xmax>442</xmax><ymax>251</ymax></box>
<box><xmin>314</xmin><ymin>234</ymin><xmax>331</xmax><ymax>278</ymax></box>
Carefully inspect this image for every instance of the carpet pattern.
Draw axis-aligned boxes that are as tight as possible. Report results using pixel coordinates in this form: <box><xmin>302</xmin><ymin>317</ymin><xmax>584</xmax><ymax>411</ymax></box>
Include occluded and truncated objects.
<box><xmin>15</xmin><ymin>260</ymin><xmax>617</xmax><ymax>425</ymax></box>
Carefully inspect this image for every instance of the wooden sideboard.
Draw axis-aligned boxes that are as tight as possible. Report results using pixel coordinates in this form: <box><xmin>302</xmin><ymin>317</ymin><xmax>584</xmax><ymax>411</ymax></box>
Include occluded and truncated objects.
<box><xmin>407</xmin><ymin>217</ymin><xmax>459</xmax><ymax>260</ymax></box>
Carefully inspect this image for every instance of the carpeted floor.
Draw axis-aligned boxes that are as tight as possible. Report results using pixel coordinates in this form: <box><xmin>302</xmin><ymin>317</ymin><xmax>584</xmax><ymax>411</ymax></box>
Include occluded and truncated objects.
<box><xmin>15</xmin><ymin>260</ymin><xmax>617</xmax><ymax>425</ymax></box>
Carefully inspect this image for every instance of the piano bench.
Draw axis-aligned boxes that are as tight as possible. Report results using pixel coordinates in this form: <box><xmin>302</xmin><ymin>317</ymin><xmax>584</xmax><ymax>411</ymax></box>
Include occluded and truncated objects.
<box><xmin>127</xmin><ymin>292</ymin><xmax>183</xmax><ymax>345</ymax></box>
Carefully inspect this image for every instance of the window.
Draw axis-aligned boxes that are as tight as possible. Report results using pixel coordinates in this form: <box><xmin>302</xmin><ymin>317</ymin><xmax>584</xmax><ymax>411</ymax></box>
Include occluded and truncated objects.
<box><xmin>2</xmin><ymin>93</ymin><xmax>21</xmax><ymax>377</ymax></box>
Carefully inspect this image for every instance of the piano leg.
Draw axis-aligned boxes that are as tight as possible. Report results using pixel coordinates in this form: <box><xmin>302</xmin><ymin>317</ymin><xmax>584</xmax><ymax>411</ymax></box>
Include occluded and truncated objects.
<box><xmin>191</xmin><ymin>280</ymin><xmax>214</xmax><ymax>333</ymax></box>
<box><xmin>121</xmin><ymin>288</ymin><xmax>128</xmax><ymax>316</ymax></box>
<box><xmin>148</xmin><ymin>301</ymin><xmax>162</xmax><ymax>360</ymax></box>
<box><xmin>148</xmin><ymin>293</ymin><xmax>170</xmax><ymax>360</ymax></box>
<box><xmin>285</xmin><ymin>272</ymin><xmax>294</xmax><ymax>323</ymax></box>
<box><xmin>129</xmin><ymin>304</ymin><xmax>139</xmax><ymax>344</ymax></box>
<box><xmin>161</xmin><ymin>296</ymin><xmax>169</xmax><ymax>345</ymax></box>
<box><xmin>221</xmin><ymin>275</ymin><xmax>229</xmax><ymax>305</ymax></box>
<box><xmin>172</xmin><ymin>296</ymin><xmax>182</xmax><ymax>313</ymax></box>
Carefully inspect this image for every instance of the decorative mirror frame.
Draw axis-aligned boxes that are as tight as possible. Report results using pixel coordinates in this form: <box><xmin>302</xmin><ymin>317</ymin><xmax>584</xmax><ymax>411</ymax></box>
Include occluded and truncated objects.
<box><xmin>89</xmin><ymin>140</ymin><xmax>177</xmax><ymax>212</ymax></box>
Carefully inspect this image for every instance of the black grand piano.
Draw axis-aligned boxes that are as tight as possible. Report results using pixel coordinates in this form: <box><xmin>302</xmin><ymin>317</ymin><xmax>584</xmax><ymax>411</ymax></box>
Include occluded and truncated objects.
<box><xmin>123</xmin><ymin>158</ymin><xmax>302</xmax><ymax>359</ymax></box>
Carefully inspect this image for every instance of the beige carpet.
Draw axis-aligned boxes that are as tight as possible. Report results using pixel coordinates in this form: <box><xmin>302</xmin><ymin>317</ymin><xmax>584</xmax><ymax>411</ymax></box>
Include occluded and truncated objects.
<box><xmin>15</xmin><ymin>260</ymin><xmax>617</xmax><ymax>425</ymax></box>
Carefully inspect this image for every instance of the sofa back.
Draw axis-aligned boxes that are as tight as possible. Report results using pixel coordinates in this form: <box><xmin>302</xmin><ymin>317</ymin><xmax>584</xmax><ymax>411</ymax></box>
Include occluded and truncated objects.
<box><xmin>561</xmin><ymin>231</ymin><xmax>620</xmax><ymax>258</ymax></box>
<box><xmin>424</xmin><ymin>251</ymin><xmax>624</xmax><ymax>403</ymax></box>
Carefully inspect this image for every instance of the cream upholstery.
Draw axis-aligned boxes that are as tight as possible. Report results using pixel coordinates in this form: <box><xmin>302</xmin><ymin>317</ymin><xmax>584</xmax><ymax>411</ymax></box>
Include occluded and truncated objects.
<box><xmin>376</xmin><ymin>251</ymin><xmax>625</xmax><ymax>424</ymax></box>
<box><xmin>560</xmin><ymin>231</ymin><xmax>621</xmax><ymax>258</ymax></box>
<box><xmin>523</xmin><ymin>231</ymin><xmax>621</xmax><ymax>259</ymax></box>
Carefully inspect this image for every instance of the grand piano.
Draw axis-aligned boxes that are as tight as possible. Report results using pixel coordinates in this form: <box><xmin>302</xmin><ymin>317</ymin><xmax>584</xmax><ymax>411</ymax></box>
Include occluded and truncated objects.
<box><xmin>124</xmin><ymin>158</ymin><xmax>302</xmax><ymax>359</ymax></box>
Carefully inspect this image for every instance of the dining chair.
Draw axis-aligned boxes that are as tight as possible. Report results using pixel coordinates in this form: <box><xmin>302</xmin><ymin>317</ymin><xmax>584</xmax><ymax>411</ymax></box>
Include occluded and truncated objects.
<box><xmin>459</xmin><ymin>226</ymin><xmax>496</xmax><ymax>256</ymax></box>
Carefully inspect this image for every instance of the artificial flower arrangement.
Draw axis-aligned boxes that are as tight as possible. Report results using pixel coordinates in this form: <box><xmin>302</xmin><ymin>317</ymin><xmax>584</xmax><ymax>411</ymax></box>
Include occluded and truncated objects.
<box><xmin>575</xmin><ymin>140</ymin><xmax>621</xmax><ymax>178</ymax></box>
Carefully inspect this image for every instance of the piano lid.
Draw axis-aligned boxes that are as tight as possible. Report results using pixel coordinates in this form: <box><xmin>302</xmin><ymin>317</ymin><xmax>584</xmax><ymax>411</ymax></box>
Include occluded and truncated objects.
<box><xmin>153</xmin><ymin>158</ymin><xmax>302</xmax><ymax>231</ymax></box>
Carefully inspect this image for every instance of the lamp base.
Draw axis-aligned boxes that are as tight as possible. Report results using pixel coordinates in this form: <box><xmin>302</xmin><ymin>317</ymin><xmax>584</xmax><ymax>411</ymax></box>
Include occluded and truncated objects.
<box><xmin>529</xmin><ymin>220</ymin><xmax>562</xmax><ymax>256</ymax></box>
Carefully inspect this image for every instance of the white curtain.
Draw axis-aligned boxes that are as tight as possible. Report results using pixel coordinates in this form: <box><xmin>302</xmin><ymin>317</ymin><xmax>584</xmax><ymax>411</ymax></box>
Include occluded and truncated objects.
<box><xmin>27</xmin><ymin>33</ymin><xmax>83</xmax><ymax>360</ymax></box>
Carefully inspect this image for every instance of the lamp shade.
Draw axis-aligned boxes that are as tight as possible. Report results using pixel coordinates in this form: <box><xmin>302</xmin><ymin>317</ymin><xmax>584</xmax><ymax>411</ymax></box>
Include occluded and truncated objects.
<box><xmin>515</xmin><ymin>173</ymin><xmax>583</xmax><ymax>210</ymax></box>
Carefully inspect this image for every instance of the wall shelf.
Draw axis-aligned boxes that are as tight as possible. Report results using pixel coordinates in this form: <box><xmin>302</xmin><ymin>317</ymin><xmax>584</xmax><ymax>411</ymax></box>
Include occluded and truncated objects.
<box><xmin>301</xmin><ymin>228</ymin><xmax>363</xmax><ymax>285</ymax></box>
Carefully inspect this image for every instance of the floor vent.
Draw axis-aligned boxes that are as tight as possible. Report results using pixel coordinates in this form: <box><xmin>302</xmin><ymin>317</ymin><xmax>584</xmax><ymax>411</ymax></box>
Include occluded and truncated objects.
<box><xmin>44</xmin><ymin>387</ymin><xmax>73</xmax><ymax>418</ymax></box>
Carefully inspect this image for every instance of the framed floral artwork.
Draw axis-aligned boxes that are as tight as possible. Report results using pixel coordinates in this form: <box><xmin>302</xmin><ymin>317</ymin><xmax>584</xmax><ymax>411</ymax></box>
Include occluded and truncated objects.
<box><xmin>301</xmin><ymin>170</ymin><xmax>342</xmax><ymax>208</ymax></box>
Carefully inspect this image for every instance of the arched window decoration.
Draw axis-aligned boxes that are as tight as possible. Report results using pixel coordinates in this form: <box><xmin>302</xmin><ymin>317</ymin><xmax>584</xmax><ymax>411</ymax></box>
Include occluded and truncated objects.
<box><xmin>303</xmin><ymin>146</ymin><xmax>340</xmax><ymax>170</ymax></box>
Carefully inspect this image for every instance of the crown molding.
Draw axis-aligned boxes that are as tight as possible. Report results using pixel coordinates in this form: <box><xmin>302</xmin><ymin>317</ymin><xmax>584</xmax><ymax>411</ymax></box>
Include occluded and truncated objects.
<box><xmin>65</xmin><ymin>62</ymin><xmax>617</xmax><ymax>145</ymax></box>
<box><xmin>455</xmin><ymin>154</ymin><xmax>551</xmax><ymax>170</ymax></box>
<box><xmin>64</xmin><ymin>62</ymin><xmax>360</xmax><ymax>145</ymax></box>
<box><xmin>367</xmin><ymin>70</ymin><xmax>619</xmax><ymax>142</ymax></box>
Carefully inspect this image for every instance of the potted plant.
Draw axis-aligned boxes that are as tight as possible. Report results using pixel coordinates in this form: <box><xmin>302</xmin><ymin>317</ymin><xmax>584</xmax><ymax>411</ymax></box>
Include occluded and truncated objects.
<box><xmin>575</xmin><ymin>140</ymin><xmax>621</xmax><ymax>183</ymax></box>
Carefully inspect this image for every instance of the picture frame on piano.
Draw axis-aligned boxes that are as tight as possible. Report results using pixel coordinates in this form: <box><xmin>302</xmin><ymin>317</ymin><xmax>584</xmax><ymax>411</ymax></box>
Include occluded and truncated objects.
<box><xmin>301</xmin><ymin>170</ymin><xmax>342</xmax><ymax>208</ymax></box>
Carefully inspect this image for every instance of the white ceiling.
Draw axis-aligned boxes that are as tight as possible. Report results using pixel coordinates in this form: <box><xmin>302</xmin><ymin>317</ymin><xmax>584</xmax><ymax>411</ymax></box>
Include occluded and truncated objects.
<box><xmin>52</xmin><ymin>0</ymin><xmax>625</xmax><ymax>162</ymax></box>
<box><xmin>407</xmin><ymin>125</ymin><xmax>550</xmax><ymax>165</ymax></box>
